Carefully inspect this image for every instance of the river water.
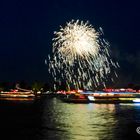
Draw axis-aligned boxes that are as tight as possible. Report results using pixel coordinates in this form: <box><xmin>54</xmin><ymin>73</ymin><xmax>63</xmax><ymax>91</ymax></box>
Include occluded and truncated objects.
<box><xmin>0</xmin><ymin>96</ymin><xmax>140</xmax><ymax>140</ymax></box>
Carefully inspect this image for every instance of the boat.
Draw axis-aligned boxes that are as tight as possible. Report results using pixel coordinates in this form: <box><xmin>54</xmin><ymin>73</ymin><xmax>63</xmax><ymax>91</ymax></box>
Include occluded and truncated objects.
<box><xmin>81</xmin><ymin>90</ymin><xmax>140</xmax><ymax>103</ymax></box>
<box><xmin>0</xmin><ymin>91</ymin><xmax>35</xmax><ymax>98</ymax></box>
<box><xmin>59</xmin><ymin>89</ymin><xmax>140</xmax><ymax>103</ymax></box>
<box><xmin>60</xmin><ymin>93</ymin><xmax>89</xmax><ymax>103</ymax></box>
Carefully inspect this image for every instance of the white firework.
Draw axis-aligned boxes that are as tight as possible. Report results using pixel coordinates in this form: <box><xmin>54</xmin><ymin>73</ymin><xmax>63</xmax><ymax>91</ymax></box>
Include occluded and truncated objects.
<box><xmin>48</xmin><ymin>20</ymin><xmax>119</xmax><ymax>90</ymax></box>
<box><xmin>53</xmin><ymin>20</ymin><xmax>100</xmax><ymax>62</ymax></box>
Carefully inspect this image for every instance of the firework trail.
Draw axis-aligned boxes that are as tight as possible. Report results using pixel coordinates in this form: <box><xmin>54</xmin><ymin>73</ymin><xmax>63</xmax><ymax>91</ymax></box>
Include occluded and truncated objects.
<box><xmin>47</xmin><ymin>20</ymin><xmax>119</xmax><ymax>90</ymax></box>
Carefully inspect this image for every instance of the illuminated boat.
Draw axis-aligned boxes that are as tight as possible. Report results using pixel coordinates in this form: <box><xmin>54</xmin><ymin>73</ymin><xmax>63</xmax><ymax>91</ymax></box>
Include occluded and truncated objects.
<box><xmin>0</xmin><ymin>91</ymin><xmax>35</xmax><ymax>98</ymax></box>
<box><xmin>58</xmin><ymin>89</ymin><xmax>140</xmax><ymax>103</ymax></box>
<box><xmin>80</xmin><ymin>91</ymin><xmax>140</xmax><ymax>103</ymax></box>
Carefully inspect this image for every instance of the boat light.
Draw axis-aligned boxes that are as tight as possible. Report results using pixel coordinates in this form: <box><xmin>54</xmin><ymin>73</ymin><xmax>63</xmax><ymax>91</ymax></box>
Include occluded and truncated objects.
<box><xmin>133</xmin><ymin>99</ymin><xmax>140</xmax><ymax>103</ymax></box>
<box><xmin>88</xmin><ymin>96</ymin><xmax>95</xmax><ymax>101</ymax></box>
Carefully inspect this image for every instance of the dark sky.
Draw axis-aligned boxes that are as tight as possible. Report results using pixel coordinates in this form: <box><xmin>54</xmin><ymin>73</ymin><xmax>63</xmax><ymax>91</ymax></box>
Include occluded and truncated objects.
<box><xmin>0</xmin><ymin>0</ymin><xmax>140</xmax><ymax>86</ymax></box>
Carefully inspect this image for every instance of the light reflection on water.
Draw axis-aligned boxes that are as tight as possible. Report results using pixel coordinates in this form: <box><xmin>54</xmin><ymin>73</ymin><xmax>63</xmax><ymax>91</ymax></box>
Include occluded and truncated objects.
<box><xmin>0</xmin><ymin>97</ymin><xmax>140</xmax><ymax>139</ymax></box>
<box><xmin>40</xmin><ymin>98</ymin><xmax>140</xmax><ymax>140</ymax></box>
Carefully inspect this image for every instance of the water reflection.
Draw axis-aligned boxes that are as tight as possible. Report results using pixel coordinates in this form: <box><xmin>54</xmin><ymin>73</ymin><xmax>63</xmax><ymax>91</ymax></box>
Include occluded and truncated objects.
<box><xmin>41</xmin><ymin>98</ymin><xmax>119</xmax><ymax>140</ymax></box>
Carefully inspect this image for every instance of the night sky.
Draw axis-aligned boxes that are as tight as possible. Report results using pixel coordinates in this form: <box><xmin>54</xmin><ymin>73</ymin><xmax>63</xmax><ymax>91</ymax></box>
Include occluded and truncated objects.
<box><xmin>0</xmin><ymin>0</ymin><xmax>140</xmax><ymax>86</ymax></box>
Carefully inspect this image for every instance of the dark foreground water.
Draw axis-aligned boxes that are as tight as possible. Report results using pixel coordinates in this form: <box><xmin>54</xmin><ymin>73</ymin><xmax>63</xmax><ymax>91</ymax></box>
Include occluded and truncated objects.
<box><xmin>0</xmin><ymin>96</ymin><xmax>140</xmax><ymax>140</ymax></box>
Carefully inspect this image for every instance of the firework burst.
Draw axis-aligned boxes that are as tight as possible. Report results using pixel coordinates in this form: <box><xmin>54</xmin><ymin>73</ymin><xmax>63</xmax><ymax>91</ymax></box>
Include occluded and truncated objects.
<box><xmin>47</xmin><ymin>20</ymin><xmax>119</xmax><ymax>90</ymax></box>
